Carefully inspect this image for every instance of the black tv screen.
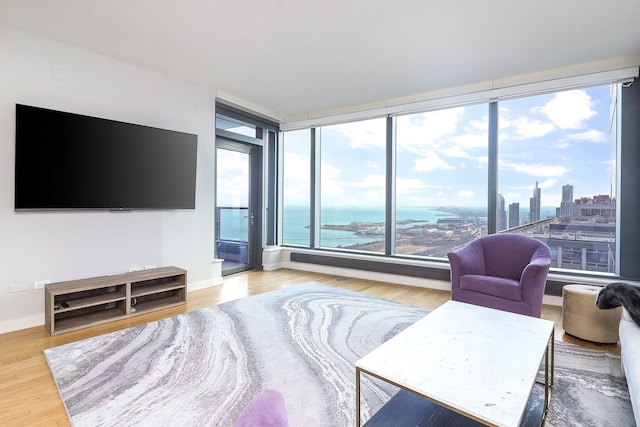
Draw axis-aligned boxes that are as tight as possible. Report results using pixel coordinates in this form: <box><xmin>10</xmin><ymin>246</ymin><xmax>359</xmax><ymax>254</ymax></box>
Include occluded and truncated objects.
<box><xmin>15</xmin><ymin>104</ymin><xmax>198</xmax><ymax>210</ymax></box>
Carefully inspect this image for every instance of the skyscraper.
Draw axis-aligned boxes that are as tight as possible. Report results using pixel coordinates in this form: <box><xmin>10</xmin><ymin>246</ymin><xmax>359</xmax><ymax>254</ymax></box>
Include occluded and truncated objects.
<box><xmin>497</xmin><ymin>194</ymin><xmax>506</xmax><ymax>231</ymax></box>
<box><xmin>509</xmin><ymin>202</ymin><xmax>520</xmax><ymax>228</ymax></box>
<box><xmin>529</xmin><ymin>181</ymin><xmax>541</xmax><ymax>223</ymax></box>
<box><xmin>559</xmin><ymin>184</ymin><xmax>574</xmax><ymax>218</ymax></box>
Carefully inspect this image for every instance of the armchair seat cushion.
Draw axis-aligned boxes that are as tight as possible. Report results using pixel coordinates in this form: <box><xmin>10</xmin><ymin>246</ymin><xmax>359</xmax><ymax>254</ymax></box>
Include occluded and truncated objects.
<box><xmin>460</xmin><ymin>275</ymin><xmax>522</xmax><ymax>301</ymax></box>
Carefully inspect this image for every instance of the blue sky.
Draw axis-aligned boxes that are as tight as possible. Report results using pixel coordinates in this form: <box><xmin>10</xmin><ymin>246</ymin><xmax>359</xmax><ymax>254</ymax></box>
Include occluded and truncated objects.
<box><xmin>283</xmin><ymin>84</ymin><xmax>614</xmax><ymax>212</ymax></box>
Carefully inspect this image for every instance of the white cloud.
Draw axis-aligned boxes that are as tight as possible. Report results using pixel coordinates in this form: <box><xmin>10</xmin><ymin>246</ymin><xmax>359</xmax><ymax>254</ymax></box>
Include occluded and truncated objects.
<box><xmin>512</xmin><ymin>117</ymin><xmax>555</xmax><ymax>139</ymax></box>
<box><xmin>283</xmin><ymin>152</ymin><xmax>310</xmax><ymax>182</ymax></box>
<box><xmin>414</xmin><ymin>152</ymin><xmax>455</xmax><ymax>172</ymax></box>
<box><xmin>498</xmin><ymin>108</ymin><xmax>512</xmax><ymax>130</ymax></box>
<box><xmin>282</xmin><ymin>152</ymin><xmax>310</xmax><ymax>204</ymax></box>
<box><xmin>507</xmin><ymin>179</ymin><xmax>557</xmax><ymax>192</ymax></box>
<box><xmin>502</xmin><ymin>191</ymin><xmax>522</xmax><ymax>201</ymax></box>
<box><xmin>537</xmin><ymin>90</ymin><xmax>596</xmax><ymax>130</ymax></box>
<box><xmin>319</xmin><ymin>161</ymin><xmax>344</xmax><ymax>202</ymax></box>
<box><xmin>329</xmin><ymin>118</ymin><xmax>386</xmax><ymax>149</ymax></box>
<box><xmin>552</xmin><ymin>140</ymin><xmax>571</xmax><ymax>149</ymax></box>
<box><xmin>567</xmin><ymin>129</ymin><xmax>607</xmax><ymax>143</ymax></box>
<box><xmin>319</xmin><ymin>168</ymin><xmax>387</xmax><ymax>205</ymax></box>
<box><xmin>468</xmin><ymin>116</ymin><xmax>488</xmax><ymax>132</ymax></box>
<box><xmin>450</xmin><ymin>133</ymin><xmax>487</xmax><ymax>150</ymax></box>
<box><xmin>396</xmin><ymin>177</ymin><xmax>445</xmax><ymax>202</ymax></box>
<box><xmin>396</xmin><ymin>176</ymin><xmax>442</xmax><ymax>193</ymax></box>
<box><xmin>457</xmin><ymin>190</ymin><xmax>475</xmax><ymax>199</ymax></box>
<box><xmin>537</xmin><ymin>178</ymin><xmax>558</xmax><ymax>189</ymax></box>
<box><xmin>216</xmin><ymin>152</ymin><xmax>249</xmax><ymax>206</ymax></box>
<box><xmin>217</xmin><ymin>176</ymin><xmax>248</xmax><ymax>206</ymax></box>
<box><xmin>501</xmin><ymin>161</ymin><xmax>570</xmax><ymax>177</ymax></box>
<box><xmin>396</xmin><ymin>177</ymin><xmax>428</xmax><ymax>194</ymax></box>
<box><xmin>441</xmin><ymin>146</ymin><xmax>472</xmax><ymax>158</ymax></box>
<box><xmin>352</xmin><ymin>174</ymin><xmax>385</xmax><ymax>188</ymax></box>
<box><xmin>396</xmin><ymin>108</ymin><xmax>464</xmax><ymax>153</ymax></box>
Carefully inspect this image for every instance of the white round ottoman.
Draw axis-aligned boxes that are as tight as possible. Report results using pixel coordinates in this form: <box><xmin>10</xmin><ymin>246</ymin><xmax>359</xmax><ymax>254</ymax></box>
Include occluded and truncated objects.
<box><xmin>562</xmin><ymin>284</ymin><xmax>621</xmax><ymax>343</ymax></box>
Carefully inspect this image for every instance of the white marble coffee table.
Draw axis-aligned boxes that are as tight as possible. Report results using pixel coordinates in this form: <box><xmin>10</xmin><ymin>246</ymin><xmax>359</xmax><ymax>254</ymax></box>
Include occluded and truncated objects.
<box><xmin>356</xmin><ymin>300</ymin><xmax>554</xmax><ymax>427</ymax></box>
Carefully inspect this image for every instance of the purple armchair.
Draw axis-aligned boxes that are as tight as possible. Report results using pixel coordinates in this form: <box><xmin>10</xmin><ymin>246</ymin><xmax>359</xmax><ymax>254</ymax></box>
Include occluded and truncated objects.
<box><xmin>447</xmin><ymin>234</ymin><xmax>551</xmax><ymax>317</ymax></box>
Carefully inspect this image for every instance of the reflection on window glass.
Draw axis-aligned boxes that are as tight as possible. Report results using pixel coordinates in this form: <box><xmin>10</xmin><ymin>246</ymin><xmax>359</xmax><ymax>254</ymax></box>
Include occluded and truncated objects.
<box><xmin>498</xmin><ymin>85</ymin><xmax>616</xmax><ymax>273</ymax></box>
<box><xmin>282</xmin><ymin>130</ymin><xmax>311</xmax><ymax>246</ymax></box>
<box><xmin>215</xmin><ymin>114</ymin><xmax>256</xmax><ymax>138</ymax></box>
<box><xmin>216</xmin><ymin>148</ymin><xmax>249</xmax><ymax>242</ymax></box>
<box><xmin>320</xmin><ymin>118</ymin><xmax>386</xmax><ymax>252</ymax></box>
<box><xmin>218</xmin><ymin>208</ymin><xmax>248</xmax><ymax>241</ymax></box>
<box><xmin>395</xmin><ymin>105</ymin><xmax>489</xmax><ymax>257</ymax></box>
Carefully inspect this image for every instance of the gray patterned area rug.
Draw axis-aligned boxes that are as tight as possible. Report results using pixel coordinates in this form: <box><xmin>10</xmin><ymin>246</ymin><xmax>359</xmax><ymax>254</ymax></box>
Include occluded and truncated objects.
<box><xmin>43</xmin><ymin>282</ymin><xmax>634</xmax><ymax>427</ymax></box>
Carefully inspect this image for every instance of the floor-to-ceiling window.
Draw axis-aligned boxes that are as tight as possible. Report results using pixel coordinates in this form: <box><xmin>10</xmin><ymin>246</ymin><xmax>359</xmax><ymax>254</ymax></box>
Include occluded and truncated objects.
<box><xmin>498</xmin><ymin>86</ymin><xmax>616</xmax><ymax>272</ymax></box>
<box><xmin>318</xmin><ymin>118</ymin><xmax>386</xmax><ymax>252</ymax></box>
<box><xmin>280</xmin><ymin>81</ymin><xmax>622</xmax><ymax>276</ymax></box>
<box><xmin>395</xmin><ymin>105</ymin><xmax>489</xmax><ymax>257</ymax></box>
<box><xmin>282</xmin><ymin>129</ymin><xmax>311</xmax><ymax>246</ymax></box>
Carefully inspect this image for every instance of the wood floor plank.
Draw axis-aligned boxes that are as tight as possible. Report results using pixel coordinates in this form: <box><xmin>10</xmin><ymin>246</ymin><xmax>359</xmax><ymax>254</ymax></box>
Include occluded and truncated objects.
<box><xmin>0</xmin><ymin>268</ymin><xmax>620</xmax><ymax>426</ymax></box>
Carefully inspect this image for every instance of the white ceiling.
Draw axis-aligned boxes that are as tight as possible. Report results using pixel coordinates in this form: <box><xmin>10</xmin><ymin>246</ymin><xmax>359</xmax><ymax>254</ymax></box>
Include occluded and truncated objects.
<box><xmin>1</xmin><ymin>0</ymin><xmax>640</xmax><ymax>122</ymax></box>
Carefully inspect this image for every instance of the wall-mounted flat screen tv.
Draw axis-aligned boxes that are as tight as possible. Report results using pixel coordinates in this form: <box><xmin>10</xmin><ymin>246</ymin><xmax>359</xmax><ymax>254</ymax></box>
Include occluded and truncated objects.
<box><xmin>15</xmin><ymin>104</ymin><xmax>198</xmax><ymax>211</ymax></box>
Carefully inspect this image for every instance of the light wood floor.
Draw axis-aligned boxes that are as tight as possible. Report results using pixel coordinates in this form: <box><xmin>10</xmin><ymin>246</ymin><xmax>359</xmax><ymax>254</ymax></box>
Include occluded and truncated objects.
<box><xmin>0</xmin><ymin>268</ymin><xmax>621</xmax><ymax>426</ymax></box>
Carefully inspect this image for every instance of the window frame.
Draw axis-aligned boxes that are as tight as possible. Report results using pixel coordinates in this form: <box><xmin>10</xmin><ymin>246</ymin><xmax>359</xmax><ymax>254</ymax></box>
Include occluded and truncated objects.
<box><xmin>277</xmin><ymin>79</ymin><xmax>638</xmax><ymax>281</ymax></box>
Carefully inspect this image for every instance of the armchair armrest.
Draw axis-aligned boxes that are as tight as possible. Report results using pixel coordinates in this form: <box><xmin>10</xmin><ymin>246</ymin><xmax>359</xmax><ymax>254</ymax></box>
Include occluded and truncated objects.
<box><xmin>447</xmin><ymin>240</ymin><xmax>485</xmax><ymax>290</ymax></box>
<box><xmin>519</xmin><ymin>252</ymin><xmax>551</xmax><ymax>305</ymax></box>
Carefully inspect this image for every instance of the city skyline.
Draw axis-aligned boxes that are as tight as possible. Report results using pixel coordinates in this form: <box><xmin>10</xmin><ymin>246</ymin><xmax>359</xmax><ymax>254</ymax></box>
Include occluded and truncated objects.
<box><xmin>499</xmin><ymin>182</ymin><xmax>616</xmax><ymax>228</ymax></box>
<box><xmin>283</xmin><ymin>85</ymin><xmax>615</xmax><ymax>213</ymax></box>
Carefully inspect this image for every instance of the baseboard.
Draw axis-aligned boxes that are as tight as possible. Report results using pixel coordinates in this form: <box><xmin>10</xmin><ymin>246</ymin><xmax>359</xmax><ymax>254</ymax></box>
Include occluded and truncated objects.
<box><xmin>281</xmin><ymin>261</ymin><xmax>451</xmax><ymax>291</ymax></box>
<box><xmin>262</xmin><ymin>261</ymin><xmax>284</xmax><ymax>271</ymax></box>
<box><xmin>543</xmin><ymin>295</ymin><xmax>563</xmax><ymax>307</ymax></box>
<box><xmin>0</xmin><ymin>314</ymin><xmax>44</xmax><ymax>335</ymax></box>
<box><xmin>188</xmin><ymin>277</ymin><xmax>224</xmax><ymax>292</ymax></box>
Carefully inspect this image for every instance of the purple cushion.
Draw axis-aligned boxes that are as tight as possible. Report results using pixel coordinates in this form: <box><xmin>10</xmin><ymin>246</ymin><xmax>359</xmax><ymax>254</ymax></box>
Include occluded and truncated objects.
<box><xmin>234</xmin><ymin>390</ymin><xmax>289</xmax><ymax>427</ymax></box>
<box><xmin>460</xmin><ymin>274</ymin><xmax>522</xmax><ymax>301</ymax></box>
<box><xmin>480</xmin><ymin>234</ymin><xmax>545</xmax><ymax>279</ymax></box>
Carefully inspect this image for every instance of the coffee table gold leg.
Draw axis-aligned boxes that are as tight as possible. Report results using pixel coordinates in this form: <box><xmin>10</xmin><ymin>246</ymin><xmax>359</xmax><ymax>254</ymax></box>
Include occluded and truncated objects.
<box><xmin>542</xmin><ymin>329</ymin><xmax>555</xmax><ymax>426</ymax></box>
<box><xmin>551</xmin><ymin>329</ymin><xmax>555</xmax><ymax>388</ymax></box>
<box><xmin>356</xmin><ymin>367</ymin><xmax>361</xmax><ymax>427</ymax></box>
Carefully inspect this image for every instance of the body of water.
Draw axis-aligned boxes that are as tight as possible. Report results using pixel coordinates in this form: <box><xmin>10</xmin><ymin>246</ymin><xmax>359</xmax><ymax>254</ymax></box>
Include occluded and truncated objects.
<box><xmin>221</xmin><ymin>205</ymin><xmax>556</xmax><ymax>247</ymax></box>
<box><xmin>283</xmin><ymin>206</ymin><xmax>460</xmax><ymax>247</ymax></box>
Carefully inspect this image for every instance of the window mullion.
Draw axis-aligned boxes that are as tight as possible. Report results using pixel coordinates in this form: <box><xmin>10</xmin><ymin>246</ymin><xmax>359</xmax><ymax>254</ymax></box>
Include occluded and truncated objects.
<box><xmin>310</xmin><ymin>128</ymin><xmax>321</xmax><ymax>248</ymax></box>
<box><xmin>488</xmin><ymin>101</ymin><xmax>499</xmax><ymax>235</ymax></box>
<box><xmin>386</xmin><ymin>116</ymin><xmax>396</xmax><ymax>255</ymax></box>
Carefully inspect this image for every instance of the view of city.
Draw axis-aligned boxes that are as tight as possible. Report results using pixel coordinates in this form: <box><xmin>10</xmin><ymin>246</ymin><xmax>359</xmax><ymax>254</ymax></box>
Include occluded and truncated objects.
<box><xmin>282</xmin><ymin>84</ymin><xmax>617</xmax><ymax>273</ymax></box>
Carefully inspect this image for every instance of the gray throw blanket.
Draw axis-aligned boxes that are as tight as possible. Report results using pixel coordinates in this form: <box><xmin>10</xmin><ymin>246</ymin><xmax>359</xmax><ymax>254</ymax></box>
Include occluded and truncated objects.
<box><xmin>596</xmin><ymin>282</ymin><xmax>640</xmax><ymax>327</ymax></box>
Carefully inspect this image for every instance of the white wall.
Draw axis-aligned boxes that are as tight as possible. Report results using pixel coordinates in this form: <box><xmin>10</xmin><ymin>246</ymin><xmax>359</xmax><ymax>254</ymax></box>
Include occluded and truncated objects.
<box><xmin>0</xmin><ymin>25</ymin><xmax>220</xmax><ymax>333</ymax></box>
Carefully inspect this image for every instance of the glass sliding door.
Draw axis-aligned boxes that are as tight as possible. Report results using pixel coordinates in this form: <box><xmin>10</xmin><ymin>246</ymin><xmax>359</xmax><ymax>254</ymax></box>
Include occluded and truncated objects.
<box><xmin>216</xmin><ymin>143</ymin><xmax>260</xmax><ymax>275</ymax></box>
<box><xmin>215</xmin><ymin>104</ymin><xmax>275</xmax><ymax>276</ymax></box>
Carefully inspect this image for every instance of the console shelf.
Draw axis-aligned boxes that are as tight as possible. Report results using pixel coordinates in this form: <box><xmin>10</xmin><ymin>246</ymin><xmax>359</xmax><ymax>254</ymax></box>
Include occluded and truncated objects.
<box><xmin>45</xmin><ymin>266</ymin><xmax>187</xmax><ymax>335</ymax></box>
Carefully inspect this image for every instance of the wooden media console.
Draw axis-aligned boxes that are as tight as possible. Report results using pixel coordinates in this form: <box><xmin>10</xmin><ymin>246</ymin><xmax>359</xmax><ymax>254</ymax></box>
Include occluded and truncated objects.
<box><xmin>44</xmin><ymin>266</ymin><xmax>186</xmax><ymax>335</ymax></box>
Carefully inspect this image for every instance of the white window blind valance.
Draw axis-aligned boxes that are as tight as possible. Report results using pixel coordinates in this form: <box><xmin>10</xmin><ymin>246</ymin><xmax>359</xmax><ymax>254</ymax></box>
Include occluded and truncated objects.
<box><xmin>280</xmin><ymin>67</ymin><xmax>639</xmax><ymax>131</ymax></box>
